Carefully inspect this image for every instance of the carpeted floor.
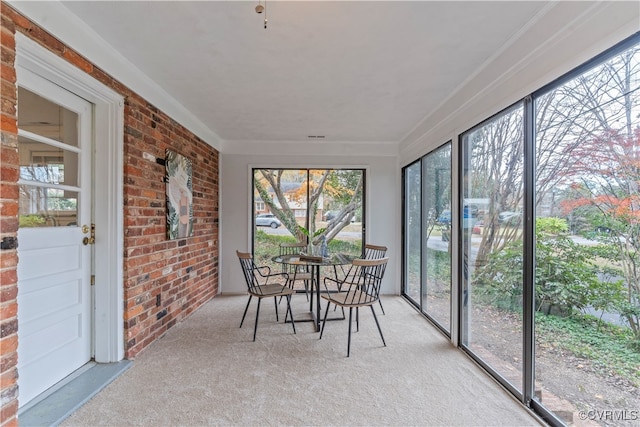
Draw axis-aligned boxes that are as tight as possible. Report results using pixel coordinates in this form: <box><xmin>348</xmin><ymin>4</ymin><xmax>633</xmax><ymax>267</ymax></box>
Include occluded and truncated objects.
<box><xmin>61</xmin><ymin>295</ymin><xmax>542</xmax><ymax>426</ymax></box>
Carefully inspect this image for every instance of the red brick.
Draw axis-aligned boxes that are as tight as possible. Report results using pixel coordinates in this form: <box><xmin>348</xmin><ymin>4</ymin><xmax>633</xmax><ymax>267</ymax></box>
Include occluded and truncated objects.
<box><xmin>0</xmin><ymin>114</ymin><xmax>16</xmax><ymax>134</ymax></box>
<box><xmin>62</xmin><ymin>48</ymin><xmax>93</xmax><ymax>74</ymax></box>
<box><xmin>0</xmin><ymin>63</ymin><xmax>15</xmax><ymax>84</ymax></box>
<box><xmin>0</xmin><ymin>269</ymin><xmax>16</xmax><ymax>286</ymax></box>
<box><xmin>0</xmin><ymin>184</ymin><xmax>18</xmax><ymax>200</ymax></box>
<box><xmin>0</xmin><ymin>76</ymin><xmax>16</xmax><ymax>100</ymax></box>
<box><xmin>1</xmin><ymin>97</ymin><xmax>16</xmax><ymax>117</ymax></box>
<box><xmin>0</xmin><ymin>165</ymin><xmax>18</xmax><ymax>182</ymax></box>
<box><xmin>0</xmin><ymin>368</ymin><xmax>17</xmax><ymax>389</ymax></box>
<box><xmin>0</xmin><ymin>334</ymin><xmax>17</xmax><ymax>354</ymax></box>
<box><xmin>0</xmin><ymin>20</ymin><xmax>16</xmax><ymax>49</ymax></box>
<box><xmin>0</xmin><ymin>202</ymin><xmax>17</xmax><ymax>217</ymax></box>
<box><xmin>0</xmin><ymin>43</ymin><xmax>16</xmax><ymax>65</ymax></box>
<box><xmin>0</xmin><ymin>302</ymin><xmax>17</xmax><ymax>319</ymax></box>
<box><xmin>0</xmin><ymin>147</ymin><xmax>18</xmax><ymax>165</ymax></box>
<box><xmin>0</xmin><ymin>217</ymin><xmax>17</xmax><ymax>234</ymax></box>
<box><xmin>2</xmin><ymin>4</ymin><xmax>31</xmax><ymax>31</ymax></box>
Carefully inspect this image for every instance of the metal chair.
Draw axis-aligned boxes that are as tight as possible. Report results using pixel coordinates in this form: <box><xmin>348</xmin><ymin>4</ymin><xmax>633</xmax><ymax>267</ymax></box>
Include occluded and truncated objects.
<box><xmin>363</xmin><ymin>243</ymin><xmax>387</xmax><ymax>314</ymax></box>
<box><xmin>320</xmin><ymin>257</ymin><xmax>388</xmax><ymax>357</ymax></box>
<box><xmin>364</xmin><ymin>243</ymin><xmax>387</xmax><ymax>260</ymax></box>
<box><xmin>279</xmin><ymin>242</ymin><xmax>312</xmax><ymax>300</ymax></box>
<box><xmin>334</xmin><ymin>243</ymin><xmax>388</xmax><ymax>313</ymax></box>
<box><xmin>236</xmin><ymin>251</ymin><xmax>296</xmax><ymax>341</ymax></box>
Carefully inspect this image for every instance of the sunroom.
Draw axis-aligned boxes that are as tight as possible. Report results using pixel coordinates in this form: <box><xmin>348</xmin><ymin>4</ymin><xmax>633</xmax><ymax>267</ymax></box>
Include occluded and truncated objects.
<box><xmin>1</xmin><ymin>1</ymin><xmax>638</xmax><ymax>426</ymax></box>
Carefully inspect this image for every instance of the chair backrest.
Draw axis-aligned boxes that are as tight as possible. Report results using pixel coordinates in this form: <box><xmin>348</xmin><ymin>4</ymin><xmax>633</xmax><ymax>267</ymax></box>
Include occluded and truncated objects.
<box><xmin>237</xmin><ymin>250</ymin><xmax>283</xmax><ymax>296</ymax></box>
<box><xmin>237</xmin><ymin>251</ymin><xmax>259</xmax><ymax>292</ymax></box>
<box><xmin>280</xmin><ymin>243</ymin><xmax>307</xmax><ymax>256</ymax></box>
<box><xmin>364</xmin><ymin>243</ymin><xmax>387</xmax><ymax>260</ymax></box>
<box><xmin>279</xmin><ymin>243</ymin><xmax>308</xmax><ymax>274</ymax></box>
<box><xmin>343</xmin><ymin>257</ymin><xmax>388</xmax><ymax>305</ymax></box>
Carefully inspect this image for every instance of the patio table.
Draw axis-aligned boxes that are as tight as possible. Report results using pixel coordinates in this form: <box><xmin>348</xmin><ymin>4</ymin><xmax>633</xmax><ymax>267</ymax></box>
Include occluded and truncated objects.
<box><xmin>272</xmin><ymin>253</ymin><xmax>353</xmax><ymax>331</ymax></box>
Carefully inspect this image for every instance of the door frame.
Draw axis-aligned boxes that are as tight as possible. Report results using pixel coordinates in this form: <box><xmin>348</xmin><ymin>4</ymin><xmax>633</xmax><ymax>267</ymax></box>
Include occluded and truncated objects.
<box><xmin>16</xmin><ymin>33</ymin><xmax>125</xmax><ymax>363</ymax></box>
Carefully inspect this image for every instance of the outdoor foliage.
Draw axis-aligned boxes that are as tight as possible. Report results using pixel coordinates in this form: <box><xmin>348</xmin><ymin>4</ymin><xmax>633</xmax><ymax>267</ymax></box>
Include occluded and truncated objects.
<box><xmin>254</xmin><ymin>169</ymin><xmax>362</xmax><ymax>245</ymax></box>
<box><xmin>558</xmin><ymin>127</ymin><xmax>640</xmax><ymax>337</ymax></box>
<box><xmin>18</xmin><ymin>214</ymin><xmax>46</xmax><ymax>228</ymax></box>
<box><xmin>253</xmin><ymin>229</ymin><xmax>361</xmax><ymax>271</ymax></box>
<box><xmin>536</xmin><ymin>312</ymin><xmax>640</xmax><ymax>384</ymax></box>
<box><xmin>425</xmin><ymin>248</ymin><xmax>451</xmax><ymax>292</ymax></box>
<box><xmin>474</xmin><ymin>218</ymin><xmax>627</xmax><ymax>321</ymax></box>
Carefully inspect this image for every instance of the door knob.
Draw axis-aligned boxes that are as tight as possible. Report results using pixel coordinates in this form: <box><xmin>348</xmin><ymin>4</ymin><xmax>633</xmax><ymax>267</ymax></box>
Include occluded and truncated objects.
<box><xmin>82</xmin><ymin>224</ymin><xmax>95</xmax><ymax>245</ymax></box>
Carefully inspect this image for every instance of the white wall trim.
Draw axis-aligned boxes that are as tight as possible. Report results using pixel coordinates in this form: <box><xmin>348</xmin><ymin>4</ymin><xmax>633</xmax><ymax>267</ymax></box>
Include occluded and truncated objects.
<box><xmin>223</xmin><ymin>139</ymin><xmax>398</xmax><ymax>157</ymax></box>
<box><xmin>7</xmin><ymin>0</ymin><xmax>222</xmax><ymax>151</ymax></box>
<box><xmin>16</xmin><ymin>33</ymin><xmax>125</xmax><ymax>363</ymax></box>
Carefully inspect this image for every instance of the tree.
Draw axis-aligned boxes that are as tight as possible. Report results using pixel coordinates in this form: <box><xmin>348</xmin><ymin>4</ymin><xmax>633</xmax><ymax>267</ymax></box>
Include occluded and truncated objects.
<box><xmin>549</xmin><ymin>43</ymin><xmax>640</xmax><ymax>337</ymax></box>
<box><xmin>254</xmin><ymin>169</ymin><xmax>363</xmax><ymax>245</ymax></box>
<box><xmin>320</xmin><ymin>171</ymin><xmax>362</xmax><ymax>243</ymax></box>
<box><xmin>465</xmin><ymin>105</ymin><xmax>525</xmax><ymax>269</ymax></box>
<box><xmin>559</xmin><ymin>127</ymin><xmax>640</xmax><ymax>336</ymax></box>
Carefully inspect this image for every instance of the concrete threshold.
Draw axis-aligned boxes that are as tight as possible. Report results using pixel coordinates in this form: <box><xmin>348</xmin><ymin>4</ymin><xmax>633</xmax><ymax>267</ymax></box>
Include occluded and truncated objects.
<box><xmin>18</xmin><ymin>360</ymin><xmax>132</xmax><ymax>427</ymax></box>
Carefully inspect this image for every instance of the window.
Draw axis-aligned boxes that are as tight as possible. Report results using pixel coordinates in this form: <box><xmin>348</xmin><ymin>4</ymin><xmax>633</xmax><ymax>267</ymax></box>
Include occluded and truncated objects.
<box><xmin>17</xmin><ymin>87</ymin><xmax>80</xmax><ymax>227</ymax></box>
<box><xmin>403</xmin><ymin>161</ymin><xmax>421</xmax><ymax>304</ymax></box>
<box><xmin>532</xmin><ymin>37</ymin><xmax>640</xmax><ymax>423</ymax></box>
<box><xmin>401</xmin><ymin>32</ymin><xmax>640</xmax><ymax>426</ymax></box>
<box><xmin>402</xmin><ymin>142</ymin><xmax>452</xmax><ymax>335</ymax></box>
<box><xmin>252</xmin><ymin>168</ymin><xmax>365</xmax><ymax>268</ymax></box>
<box><xmin>461</xmin><ymin>104</ymin><xmax>525</xmax><ymax>395</ymax></box>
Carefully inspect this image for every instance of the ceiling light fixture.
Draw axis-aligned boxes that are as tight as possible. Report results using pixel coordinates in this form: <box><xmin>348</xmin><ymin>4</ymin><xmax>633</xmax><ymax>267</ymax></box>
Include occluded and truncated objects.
<box><xmin>255</xmin><ymin>1</ymin><xmax>267</xmax><ymax>29</ymax></box>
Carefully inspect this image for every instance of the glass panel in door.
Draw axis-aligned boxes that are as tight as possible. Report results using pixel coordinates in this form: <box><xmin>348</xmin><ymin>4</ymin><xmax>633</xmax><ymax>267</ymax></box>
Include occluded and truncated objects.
<box><xmin>461</xmin><ymin>103</ymin><xmax>525</xmax><ymax>394</ymax></box>
<box><xmin>533</xmin><ymin>40</ymin><xmax>640</xmax><ymax>422</ymax></box>
<box><xmin>403</xmin><ymin>161</ymin><xmax>421</xmax><ymax>304</ymax></box>
<box><xmin>422</xmin><ymin>143</ymin><xmax>451</xmax><ymax>333</ymax></box>
<box><xmin>17</xmin><ymin>86</ymin><xmax>81</xmax><ymax>228</ymax></box>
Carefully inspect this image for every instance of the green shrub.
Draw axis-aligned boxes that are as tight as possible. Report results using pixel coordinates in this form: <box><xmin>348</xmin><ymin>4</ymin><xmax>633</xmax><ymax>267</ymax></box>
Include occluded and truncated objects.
<box><xmin>473</xmin><ymin>217</ymin><xmax>626</xmax><ymax>316</ymax></box>
<box><xmin>19</xmin><ymin>214</ymin><xmax>46</xmax><ymax>228</ymax></box>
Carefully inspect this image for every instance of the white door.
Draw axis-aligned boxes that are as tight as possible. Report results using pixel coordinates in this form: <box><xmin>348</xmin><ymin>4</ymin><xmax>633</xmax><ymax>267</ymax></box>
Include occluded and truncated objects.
<box><xmin>17</xmin><ymin>69</ymin><xmax>93</xmax><ymax>406</ymax></box>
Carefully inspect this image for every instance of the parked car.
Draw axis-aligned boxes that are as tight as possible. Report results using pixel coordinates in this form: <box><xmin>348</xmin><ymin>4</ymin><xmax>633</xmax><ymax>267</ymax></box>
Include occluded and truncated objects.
<box><xmin>437</xmin><ymin>210</ymin><xmax>451</xmax><ymax>225</ymax></box>
<box><xmin>472</xmin><ymin>221</ymin><xmax>484</xmax><ymax>235</ymax></box>
<box><xmin>464</xmin><ymin>204</ymin><xmax>479</xmax><ymax>218</ymax></box>
<box><xmin>255</xmin><ymin>213</ymin><xmax>281</xmax><ymax>228</ymax></box>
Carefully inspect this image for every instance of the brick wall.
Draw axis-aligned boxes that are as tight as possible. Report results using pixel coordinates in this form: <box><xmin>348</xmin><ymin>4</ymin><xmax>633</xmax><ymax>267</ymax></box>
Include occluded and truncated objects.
<box><xmin>0</xmin><ymin>3</ymin><xmax>219</xmax><ymax>425</ymax></box>
<box><xmin>123</xmin><ymin>98</ymin><xmax>219</xmax><ymax>356</ymax></box>
<box><xmin>1</xmin><ymin>4</ymin><xmax>19</xmax><ymax>425</ymax></box>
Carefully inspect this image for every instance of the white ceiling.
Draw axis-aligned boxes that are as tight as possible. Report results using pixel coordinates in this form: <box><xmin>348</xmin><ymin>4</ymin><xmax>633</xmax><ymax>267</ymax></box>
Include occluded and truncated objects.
<box><xmin>55</xmin><ymin>1</ymin><xmax>551</xmax><ymax>145</ymax></box>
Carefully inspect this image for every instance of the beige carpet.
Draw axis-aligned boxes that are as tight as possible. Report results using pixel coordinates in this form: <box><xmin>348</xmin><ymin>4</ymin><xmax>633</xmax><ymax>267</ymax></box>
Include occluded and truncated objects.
<box><xmin>61</xmin><ymin>295</ymin><xmax>542</xmax><ymax>426</ymax></box>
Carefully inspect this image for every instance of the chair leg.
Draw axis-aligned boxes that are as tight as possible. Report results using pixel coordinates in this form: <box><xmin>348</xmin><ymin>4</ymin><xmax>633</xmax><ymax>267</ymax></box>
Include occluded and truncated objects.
<box><xmin>370</xmin><ymin>305</ymin><xmax>386</xmax><ymax>347</ymax></box>
<box><xmin>286</xmin><ymin>295</ymin><xmax>296</xmax><ymax>334</ymax></box>
<box><xmin>319</xmin><ymin>300</ymin><xmax>331</xmax><ymax>339</ymax></box>
<box><xmin>274</xmin><ymin>296</ymin><xmax>279</xmax><ymax>322</ymax></box>
<box><xmin>378</xmin><ymin>299</ymin><xmax>386</xmax><ymax>315</ymax></box>
<box><xmin>303</xmin><ymin>280</ymin><xmax>310</xmax><ymax>301</ymax></box>
<box><xmin>278</xmin><ymin>279</ymin><xmax>294</xmax><ymax>304</ymax></box>
<box><xmin>356</xmin><ymin>307</ymin><xmax>359</xmax><ymax>332</ymax></box>
<box><xmin>240</xmin><ymin>295</ymin><xmax>252</xmax><ymax>328</ymax></box>
<box><xmin>253</xmin><ymin>298</ymin><xmax>262</xmax><ymax>341</ymax></box>
<box><xmin>347</xmin><ymin>307</ymin><xmax>353</xmax><ymax>357</ymax></box>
